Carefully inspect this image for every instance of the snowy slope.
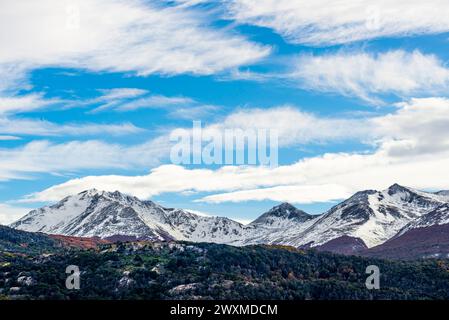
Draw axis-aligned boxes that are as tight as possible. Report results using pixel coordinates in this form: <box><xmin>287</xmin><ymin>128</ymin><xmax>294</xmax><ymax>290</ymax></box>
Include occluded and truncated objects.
<box><xmin>12</xmin><ymin>189</ymin><xmax>258</xmax><ymax>243</ymax></box>
<box><xmin>10</xmin><ymin>190</ymin><xmax>95</xmax><ymax>235</ymax></box>
<box><xmin>11</xmin><ymin>190</ymin><xmax>178</xmax><ymax>241</ymax></box>
<box><xmin>434</xmin><ymin>190</ymin><xmax>449</xmax><ymax>201</ymax></box>
<box><xmin>397</xmin><ymin>203</ymin><xmax>449</xmax><ymax>236</ymax></box>
<box><xmin>165</xmin><ymin>208</ymin><xmax>249</xmax><ymax>243</ymax></box>
<box><xmin>277</xmin><ymin>184</ymin><xmax>449</xmax><ymax>248</ymax></box>
<box><xmin>236</xmin><ymin>203</ymin><xmax>319</xmax><ymax>246</ymax></box>
<box><xmin>10</xmin><ymin>184</ymin><xmax>449</xmax><ymax>249</ymax></box>
<box><xmin>10</xmin><ymin>191</ymin><xmax>316</xmax><ymax>245</ymax></box>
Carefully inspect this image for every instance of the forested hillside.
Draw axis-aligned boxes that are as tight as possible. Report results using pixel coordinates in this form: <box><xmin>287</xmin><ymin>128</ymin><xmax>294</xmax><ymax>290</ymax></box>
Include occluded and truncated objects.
<box><xmin>2</xmin><ymin>241</ymin><xmax>449</xmax><ymax>300</ymax></box>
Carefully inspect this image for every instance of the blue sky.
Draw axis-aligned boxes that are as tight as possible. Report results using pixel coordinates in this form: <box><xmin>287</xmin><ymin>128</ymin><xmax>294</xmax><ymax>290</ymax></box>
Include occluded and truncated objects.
<box><xmin>2</xmin><ymin>0</ymin><xmax>449</xmax><ymax>224</ymax></box>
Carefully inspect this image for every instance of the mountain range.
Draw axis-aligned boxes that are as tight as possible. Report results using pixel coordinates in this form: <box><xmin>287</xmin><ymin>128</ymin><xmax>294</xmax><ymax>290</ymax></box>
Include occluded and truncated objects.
<box><xmin>9</xmin><ymin>184</ymin><xmax>449</xmax><ymax>259</ymax></box>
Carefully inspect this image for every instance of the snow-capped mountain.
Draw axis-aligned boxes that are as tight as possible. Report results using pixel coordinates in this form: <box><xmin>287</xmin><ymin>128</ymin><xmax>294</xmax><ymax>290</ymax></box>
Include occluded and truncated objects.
<box><xmin>235</xmin><ymin>203</ymin><xmax>319</xmax><ymax>246</ymax></box>
<box><xmin>11</xmin><ymin>190</ymin><xmax>178</xmax><ymax>241</ymax></box>
<box><xmin>251</xmin><ymin>202</ymin><xmax>314</xmax><ymax>226</ymax></box>
<box><xmin>11</xmin><ymin>189</ymin><xmax>252</xmax><ymax>243</ymax></box>
<box><xmin>10</xmin><ymin>190</ymin><xmax>317</xmax><ymax>246</ymax></box>
<box><xmin>10</xmin><ymin>184</ymin><xmax>449</xmax><ymax>251</ymax></box>
<box><xmin>280</xmin><ymin>184</ymin><xmax>449</xmax><ymax>248</ymax></box>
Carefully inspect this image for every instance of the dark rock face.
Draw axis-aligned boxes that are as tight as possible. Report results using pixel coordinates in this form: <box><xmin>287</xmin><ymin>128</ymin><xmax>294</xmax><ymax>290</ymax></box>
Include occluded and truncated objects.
<box><xmin>328</xmin><ymin>190</ymin><xmax>376</xmax><ymax>221</ymax></box>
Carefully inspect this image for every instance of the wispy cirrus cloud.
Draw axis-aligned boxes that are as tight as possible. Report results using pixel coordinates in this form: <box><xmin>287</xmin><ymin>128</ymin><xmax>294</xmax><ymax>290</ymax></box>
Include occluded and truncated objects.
<box><xmin>0</xmin><ymin>93</ymin><xmax>61</xmax><ymax>115</ymax></box>
<box><xmin>86</xmin><ymin>89</ymin><xmax>220</xmax><ymax>120</ymax></box>
<box><xmin>166</xmin><ymin>104</ymin><xmax>220</xmax><ymax>120</ymax></box>
<box><xmin>81</xmin><ymin>88</ymin><xmax>150</xmax><ymax>113</ymax></box>
<box><xmin>0</xmin><ymin>0</ymin><xmax>269</xmax><ymax>92</ymax></box>
<box><xmin>291</xmin><ymin>50</ymin><xmax>449</xmax><ymax>103</ymax></box>
<box><xmin>0</xmin><ymin>0</ymin><xmax>270</xmax><ymax>130</ymax></box>
<box><xmin>207</xmin><ymin>106</ymin><xmax>368</xmax><ymax>147</ymax></box>
<box><xmin>0</xmin><ymin>136</ymin><xmax>21</xmax><ymax>141</ymax></box>
<box><xmin>0</xmin><ymin>88</ymin><xmax>148</xmax><ymax>138</ymax></box>
<box><xmin>0</xmin><ymin>87</ymin><xmax>218</xmax><ymax>138</ymax></box>
<box><xmin>111</xmin><ymin>95</ymin><xmax>195</xmax><ymax>112</ymax></box>
<box><xmin>0</xmin><ymin>136</ymin><xmax>171</xmax><ymax>182</ymax></box>
<box><xmin>224</xmin><ymin>0</ymin><xmax>449</xmax><ymax>45</ymax></box>
<box><xmin>0</xmin><ymin>118</ymin><xmax>144</xmax><ymax>137</ymax></box>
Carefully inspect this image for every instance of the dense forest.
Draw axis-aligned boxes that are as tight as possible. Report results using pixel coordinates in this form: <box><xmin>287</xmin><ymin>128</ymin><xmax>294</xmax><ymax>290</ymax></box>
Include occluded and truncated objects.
<box><xmin>2</xmin><ymin>233</ymin><xmax>449</xmax><ymax>300</ymax></box>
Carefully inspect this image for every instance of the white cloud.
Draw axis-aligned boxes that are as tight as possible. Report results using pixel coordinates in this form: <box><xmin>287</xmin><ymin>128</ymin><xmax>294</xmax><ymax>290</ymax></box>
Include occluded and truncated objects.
<box><xmin>0</xmin><ymin>118</ymin><xmax>144</xmax><ymax>137</ymax></box>
<box><xmin>113</xmin><ymin>95</ymin><xmax>195</xmax><ymax>112</ymax></box>
<box><xmin>0</xmin><ymin>0</ymin><xmax>269</xmax><ymax>89</ymax></box>
<box><xmin>372</xmin><ymin>97</ymin><xmax>449</xmax><ymax>156</ymax></box>
<box><xmin>208</xmin><ymin>106</ymin><xmax>368</xmax><ymax>146</ymax></box>
<box><xmin>0</xmin><ymin>88</ymin><xmax>148</xmax><ymax>137</ymax></box>
<box><xmin>0</xmin><ymin>99</ymin><xmax>445</xmax><ymax>203</ymax></box>
<box><xmin>0</xmin><ymin>204</ymin><xmax>32</xmax><ymax>225</ymax></box>
<box><xmin>0</xmin><ymin>136</ymin><xmax>21</xmax><ymax>141</ymax></box>
<box><xmin>0</xmin><ymin>105</ymin><xmax>364</xmax><ymax>184</ymax></box>
<box><xmin>23</xmin><ymin>146</ymin><xmax>449</xmax><ymax>204</ymax></box>
<box><xmin>225</xmin><ymin>0</ymin><xmax>449</xmax><ymax>45</ymax></box>
<box><xmin>24</xmin><ymin>98</ymin><xmax>449</xmax><ymax>204</ymax></box>
<box><xmin>88</xmin><ymin>91</ymin><xmax>220</xmax><ymax>119</ymax></box>
<box><xmin>0</xmin><ymin>94</ymin><xmax>61</xmax><ymax>114</ymax></box>
<box><xmin>198</xmin><ymin>184</ymin><xmax>352</xmax><ymax>204</ymax></box>
<box><xmin>0</xmin><ymin>1</ymin><xmax>269</xmax><ymax>123</ymax></box>
<box><xmin>0</xmin><ymin>137</ymin><xmax>171</xmax><ymax>182</ymax></box>
<box><xmin>0</xmin><ymin>88</ymin><xmax>150</xmax><ymax>115</ymax></box>
<box><xmin>167</xmin><ymin>104</ymin><xmax>220</xmax><ymax>120</ymax></box>
<box><xmin>95</xmin><ymin>88</ymin><xmax>149</xmax><ymax>101</ymax></box>
<box><xmin>292</xmin><ymin>51</ymin><xmax>449</xmax><ymax>103</ymax></box>
<box><xmin>83</xmin><ymin>88</ymin><xmax>149</xmax><ymax>113</ymax></box>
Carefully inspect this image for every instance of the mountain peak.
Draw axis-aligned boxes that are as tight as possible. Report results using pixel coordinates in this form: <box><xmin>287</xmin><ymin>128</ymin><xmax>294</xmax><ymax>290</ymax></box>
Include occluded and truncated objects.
<box><xmin>386</xmin><ymin>183</ymin><xmax>413</xmax><ymax>195</ymax></box>
<box><xmin>78</xmin><ymin>189</ymin><xmax>141</xmax><ymax>204</ymax></box>
<box><xmin>268</xmin><ymin>202</ymin><xmax>310</xmax><ymax>218</ymax></box>
<box><xmin>79</xmin><ymin>188</ymin><xmax>98</xmax><ymax>194</ymax></box>
<box><xmin>276</xmin><ymin>202</ymin><xmax>297</xmax><ymax>211</ymax></box>
<box><xmin>251</xmin><ymin>202</ymin><xmax>313</xmax><ymax>225</ymax></box>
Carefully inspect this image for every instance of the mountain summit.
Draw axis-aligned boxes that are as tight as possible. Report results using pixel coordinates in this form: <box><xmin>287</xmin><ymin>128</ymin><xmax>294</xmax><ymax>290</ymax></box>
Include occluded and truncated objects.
<box><xmin>251</xmin><ymin>202</ymin><xmax>313</xmax><ymax>225</ymax></box>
